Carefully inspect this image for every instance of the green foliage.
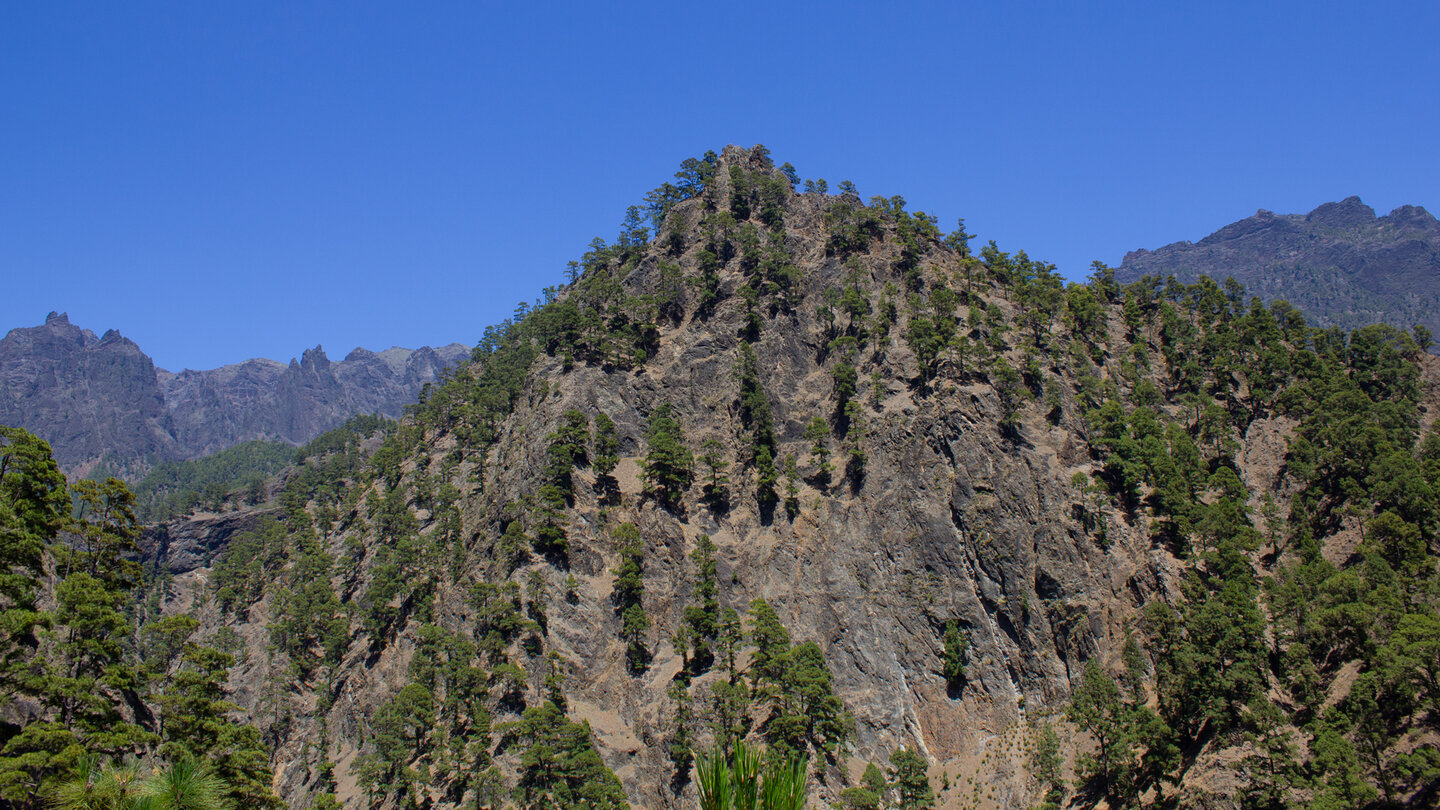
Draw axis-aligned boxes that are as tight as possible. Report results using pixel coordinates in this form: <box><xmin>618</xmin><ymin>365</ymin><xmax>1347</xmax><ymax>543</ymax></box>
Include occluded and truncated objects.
<box><xmin>639</xmin><ymin>403</ymin><xmax>693</xmax><ymax>511</ymax></box>
<box><xmin>47</xmin><ymin>758</ymin><xmax>236</xmax><ymax>810</ymax></box>
<box><xmin>747</xmin><ymin>599</ymin><xmax>790</xmax><ymax>689</ymax></box>
<box><xmin>887</xmin><ymin>747</ymin><xmax>934</xmax><ymax>810</ymax></box>
<box><xmin>1029</xmin><ymin>721</ymin><xmax>1064</xmax><ymax>809</ymax></box>
<box><xmin>1</xmin><ymin>427</ymin><xmax>69</xmax><ymax>692</ymax></box>
<box><xmin>745</xmin><ymin>599</ymin><xmax>850</xmax><ymax>759</ymax></box>
<box><xmin>0</xmin><ymin>437</ymin><xmax>197</xmax><ymax>807</ymax></box>
<box><xmin>357</xmin><ymin>682</ymin><xmax>436</xmax><ymax>791</ymax></box>
<box><xmin>667</xmin><ymin>679</ymin><xmax>695</xmax><ymax>775</ymax></box>
<box><xmin>1066</xmin><ymin>659</ymin><xmax>1160</xmax><ymax>799</ymax></box>
<box><xmin>209</xmin><ymin>518</ymin><xmax>285</xmax><ymax>616</ymax></box>
<box><xmin>153</xmin><ymin>645</ymin><xmax>281</xmax><ymax>808</ymax></box>
<box><xmin>696</xmin><ymin>739</ymin><xmax>807</xmax><ymax>810</ymax></box>
<box><xmin>676</xmin><ymin>535</ymin><xmax>720</xmax><ymax>674</ymax></box>
<box><xmin>736</xmin><ymin>344</ymin><xmax>776</xmax><ymax>463</ymax></box>
<box><xmin>781</xmin><ymin>455</ymin><xmax>799</xmax><ymax>520</ymax></box>
<box><xmin>468</xmin><ymin>581</ymin><xmax>527</xmax><ymax>663</ymax></box>
<box><xmin>132</xmin><ymin>440</ymin><xmax>295</xmax><ymax>521</ymax></box>
<box><xmin>11</xmin><ymin>150</ymin><xmax>1440</xmax><ymax>810</ymax></box>
<box><xmin>611</xmin><ymin>523</ymin><xmax>649</xmax><ymax>674</ymax></box>
<box><xmin>511</xmin><ymin>701</ymin><xmax>631</xmax><ymax>809</ymax></box>
<box><xmin>266</xmin><ymin>541</ymin><xmax>347</xmax><ymax>676</ymax></box>
<box><xmin>941</xmin><ymin>620</ymin><xmax>968</xmax><ymax>687</ymax></box>
<box><xmin>802</xmin><ymin>417</ymin><xmax>831</xmax><ymax>485</ymax></box>
<box><xmin>700</xmin><ymin>439</ymin><xmax>731</xmax><ymax>512</ymax></box>
<box><xmin>545</xmin><ymin>409</ymin><xmax>590</xmax><ymax>496</ymax></box>
<box><xmin>592</xmin><ymin>412</ymin><xmax>620</xmax><ymax>498</ymax></box>
<box><xmin>839</xmin><ymin>763</ymin><xmax>885</xmax><ymax>810</ymax></box>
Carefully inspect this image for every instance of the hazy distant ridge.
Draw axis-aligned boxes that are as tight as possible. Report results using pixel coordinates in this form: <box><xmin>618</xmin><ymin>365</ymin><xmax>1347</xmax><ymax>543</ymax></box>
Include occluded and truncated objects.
<box><xmin>0</xmin><ymin>311</ymin><xmax>468</xmax><ymax>472</ymax></box>
<box><xmin>1117</xmin><ymin>196</ymin><xmax>1440</xmax><ymax>342</ymax></box>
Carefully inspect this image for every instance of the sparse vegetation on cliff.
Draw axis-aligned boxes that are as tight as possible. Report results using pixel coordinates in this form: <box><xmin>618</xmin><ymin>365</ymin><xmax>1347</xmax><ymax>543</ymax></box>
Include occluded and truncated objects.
<box><xmin>4</xmin><ymin>146</ymin><xmax>1438</xmax><ymax>810</ymax></box>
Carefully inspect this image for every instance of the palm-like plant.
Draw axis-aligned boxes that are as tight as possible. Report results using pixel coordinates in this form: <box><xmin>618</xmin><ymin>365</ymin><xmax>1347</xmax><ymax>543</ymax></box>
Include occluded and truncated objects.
<box><xmin>697</xmin><ymin>741</ymin><xmax>808</xmax><ymax>810</ymax></box>
<box><xmin>47</xmin><ymin>759</ymin><xmax>143</xmax><ymax>810</ymax></box>
<box><xmin>48</xmin><ymin>759</ymin><xmax>232</xmax><ymax>810</ymax></box>
<box><xmin>135</xmin><ymin>759</ymin><xmax>232</xmax><ymax>810</ymax></box>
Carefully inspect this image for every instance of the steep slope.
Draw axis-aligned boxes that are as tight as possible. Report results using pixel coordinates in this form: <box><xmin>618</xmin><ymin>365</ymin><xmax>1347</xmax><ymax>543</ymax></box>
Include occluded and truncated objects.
<box><xmin>138</xmin><ymin>147</ymin><xmax>1440</xmax><ymax>809</ymax></box>
<box><xmin>0</xmin><ymin>312</ymin><xmax>468</xmax><ymax>473</ymax></box>
<box><xmin>1117</xmin><ymin>197</ymin><xmax>1440</xmax><ymax>343</ymax></box>
<box><xmin>0</xmin><ymin>312</ymin><xmax>177</xmax><ymax>474</ymax></box>
<box><xmin>159</xmin><ymin>343</ymin><xmax>469</xmax><ymax>458</ymax></box>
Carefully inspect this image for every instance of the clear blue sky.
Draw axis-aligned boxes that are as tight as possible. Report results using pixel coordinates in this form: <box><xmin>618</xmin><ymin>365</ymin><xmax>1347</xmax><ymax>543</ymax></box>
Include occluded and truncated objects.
<box><xmin>3</xmin><ymin>1</ymin><xmax>1436</xmax><ymax>371</ymax></box>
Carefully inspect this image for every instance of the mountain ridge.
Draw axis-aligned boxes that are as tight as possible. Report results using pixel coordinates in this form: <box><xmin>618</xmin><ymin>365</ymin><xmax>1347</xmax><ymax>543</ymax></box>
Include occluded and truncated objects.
<box><xmin>1117</xmin><ymin>196</ymin><xmax>1440</xmax><ymax>344</ymax></box>
<box><xmin>129</xmin><ymin>146</ymin><xmax>1440</xmax><ymax>808</ymax></box>
<box><xmin>0</xmin><ymin>310</ymin><xmax>469</xmax><ymax>474</ymax></box>
<box><xmin>3</xmin><ymin>146</ymin><xmax>1438</xmax><ymax>810</ymax></box>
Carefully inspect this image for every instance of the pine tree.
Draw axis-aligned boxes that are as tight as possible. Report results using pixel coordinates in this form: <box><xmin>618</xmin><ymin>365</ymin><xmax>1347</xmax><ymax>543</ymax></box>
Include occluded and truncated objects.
<box><xmin>155</xmin><ymin>644</ymin><xmax>282</xmax><ymax>808</ymax></box>
<box><xmin>678</xmin><ymin>535</ymin><xmax>720</xmax><ymax>673</ymax></box>
<box><xmin>941</xmin><ymin>620</ymin><xmax>968</xmax><ymax>688</ymax></box>
<box><xmin>747</xmin><ymin>599</ymin><xmax>791</xmax><ymax>693</ymax></box>
<box><xmin>803</xmin><ymin>417</ymin><xmax>832</xmax><ymax>483</ymax></box>
<box><xmin>0</xmin><ymin>428</ymin><xmax>69</xmax><ymax>691</ymax></box>
<box><xmin>639</xmin><ymin>403</ymin><xmax>693</xmax><ymax>511</ymax></box>
<box><xmin>700</xmin><ymin>439</ymin><xmax>731</xmax><ymax>512</ymax></box>
<box><xmin>888</xmin><ymin>747</ymin><xmax>934</xmax><ymax>810</ymax></box>
<box><xmin>513</xmin><ymin>702</ymin><xmax>631</xmax><ymax>809</ymax></box>
<box><xmin>611</xmin><ymin>523</ymin><xmax>649</xmax><ymax>674</ymax></box>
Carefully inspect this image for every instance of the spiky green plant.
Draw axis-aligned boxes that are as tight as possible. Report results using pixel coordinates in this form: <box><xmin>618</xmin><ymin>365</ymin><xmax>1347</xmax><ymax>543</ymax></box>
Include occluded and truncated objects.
<box><xmin>136</xmin><ymin>760</ymin><xmax>232</xmax><ymax>810</ymax></box>
<box><xmin>46</xmin><ymin>759</ymin><xmax>143</xmax><ymax>810</ymax></box>
<box><xmin>697</xmin><ymin>740</ymin><xmax>807</xmax><ymax>810</ymax></box>
<box><xmin>48</xmin><ymin>759</ymin><xmax>232</xmax><ymax>810</ymax></box>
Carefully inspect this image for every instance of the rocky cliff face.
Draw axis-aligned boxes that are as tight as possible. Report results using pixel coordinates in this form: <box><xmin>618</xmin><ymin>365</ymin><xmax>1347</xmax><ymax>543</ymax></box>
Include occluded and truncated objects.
<box><xmin>0</xmin><ymin>312</ymin><xmax>177</xmax><ymax>474</ymax></box>
<box><xmin>159</xmin><ymin>343</ymin><xmax>469</xmax><ymax>459</ymax></box>
<box><xmin>0</xmin><ymin>313</ymin><xmax>467</xmax><ymax>472</ymax></box>
<box><xmin>144</xmin><ymin>147</ymin><xmax>1433</xmax><ymax>809</ymax></box>
<box><xmin>1117</xmin><ymin>196</ymin><xmax>1440</xmax><ymax>343</ymax></box>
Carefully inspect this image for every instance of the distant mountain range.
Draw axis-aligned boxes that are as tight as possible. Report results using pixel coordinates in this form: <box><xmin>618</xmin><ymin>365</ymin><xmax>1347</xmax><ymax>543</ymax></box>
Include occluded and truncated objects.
<box><xmin>0</xmin><ymin>311</ymin><xmax>468</xmax><ymax>474</ymax></box>
<box><xmin>1117</xmin><ymin>196</ymin><xmax>1439</xmax><ymax>341</ymax></box>
<box><xmin>7</xmin><ymin>196</ymin><xmax>1435</xmax><ymax>475</ymax></box>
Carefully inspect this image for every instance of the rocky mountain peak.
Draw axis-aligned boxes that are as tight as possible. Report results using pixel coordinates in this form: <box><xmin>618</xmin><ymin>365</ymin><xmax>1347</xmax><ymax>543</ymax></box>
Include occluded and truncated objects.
<box><xmin>1305</xmin><ymin>194</ymin><xmax>1377</xmax><ymax>229</ymax></box>
<box><xmin>125</xmin><ymin>152</ymin><xmax>1434</xmax><ymax>809</ymax></box>
<box><xmin>0</xmin><ymin>316</ymin><xmax>469</xmax><ymax>472</ymax></box>
<box><xmin>1386</xmin><ymin>202</ymin><xmax>1438</xmax><ymax>229</ymax></box>
<box><xmin>1119</xmin><ymin>194</ymin><xmax>1440</xmax><ymax>344</ymax></box>
<box><xmin>6</xmin><ymin>150</ymin><xmax>1436</xmax><ymax>810</ymax></box>
<box><xmin>295</xmin><ymin>344</ymin><xmax>332</xmax><ymax>372</ymax></box>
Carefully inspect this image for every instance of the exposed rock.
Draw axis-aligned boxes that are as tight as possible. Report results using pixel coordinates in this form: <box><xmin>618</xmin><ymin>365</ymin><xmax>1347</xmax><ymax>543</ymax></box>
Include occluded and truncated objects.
<box><xmin>1118</xmin><ymin>197</ymin><xmax>1440</xmax><ymax>346</ymax></box>
<box><xmin>140</xmin><ymin>505</ymin><xmax>283</xmax><ymax>575</ymax></box>
<box><xmin>142</xmin><ymin>147</ymin><xmax>1335</xmax><ymax>810</ymax></box>
<box><xmin>125</xmin><ymin>149</ymin><xmax>1439</xmax><ymax>810</ymax></box>
<box><xmin>0</xmin><ymin>312</ymin><xmax>176</xmax><ymax>474</ymax></box>
<box><xmin>0</xmin><ymin>311</ymin><xmax>469</xmax><ymax>472</ymax></box>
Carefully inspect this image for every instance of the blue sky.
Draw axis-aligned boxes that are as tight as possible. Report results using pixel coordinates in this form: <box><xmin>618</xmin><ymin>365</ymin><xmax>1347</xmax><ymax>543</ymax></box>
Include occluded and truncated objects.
<box><xmin>2</xmin><ymin>1</ymin><xmax>1436</xmax><ymax>371</ymax></box>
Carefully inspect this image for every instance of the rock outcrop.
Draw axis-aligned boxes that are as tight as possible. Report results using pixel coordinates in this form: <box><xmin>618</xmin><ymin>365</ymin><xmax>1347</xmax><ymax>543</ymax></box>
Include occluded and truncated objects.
<box><xmin>0</xmin><ymin>312</ymin><xmax>177</xmax><ymax>473</ymax></box>
<box><xmin>0</xmin><ymin>312</ymin><xmax>467</xmax><ymax>473</ymax></box>
<box><xmin>140</xmin><ymin>505</ymin><xmax>284</xmax><ymax>575</ymax></box>
<box><xmin>1117</xmin><ymin>196</ymin><xmax>1440</xmax><ymax>344</ymax></box>
<box><xmin>142</xmin><ymin>147</ymin><xmax>1432</xmax><ymax>809</ymax></box>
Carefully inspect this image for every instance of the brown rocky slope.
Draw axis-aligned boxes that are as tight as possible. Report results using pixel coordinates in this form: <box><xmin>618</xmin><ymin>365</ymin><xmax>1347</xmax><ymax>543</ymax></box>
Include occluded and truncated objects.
<box><xmin>152</xmin><ymin>146</ymin><xmax>1439</xmax><ymax>809</ymax></box>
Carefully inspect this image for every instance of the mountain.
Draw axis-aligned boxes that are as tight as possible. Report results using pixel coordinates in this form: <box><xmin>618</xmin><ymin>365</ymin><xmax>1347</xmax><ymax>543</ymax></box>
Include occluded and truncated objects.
<box><xmin>1117</xmin><ymin>196</ymin><xmax>1440</xmax><ymax>342</ymax></box>
<box><xmin>4</xmin><ymin>147</ymin><xmax>1438</xmax><ymax>810</ymax></box>
<box><xmin>157</xmin><ymin>343</ymin><xmax>468</xmax><ymax>459</ymax></box>
<box><xmin>0</xmin><ymin>312</ymin><xmax>468</xmax><ymax>474</ymax></box>
<box><xmin>0</xmin><ymin>312</ymin><xmax>177</xmax><ymax>471</ymax></box>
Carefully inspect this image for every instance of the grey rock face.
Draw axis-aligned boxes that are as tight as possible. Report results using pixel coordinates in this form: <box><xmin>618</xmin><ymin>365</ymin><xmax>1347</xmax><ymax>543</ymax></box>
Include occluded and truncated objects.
<box><xmin>0</xmin><ymin>312</ymin><xmax>176</xmax><ymax>471</ymax></box>
<box><xmin>0</xmin><ymin>311</ymin><xmax>469</xmax><ymax>471</ymax></box>
<box><xmin>157</xmin><ymin>150</ymin><xmax>1215</xmax><ymax>810</ymax></box>
<box><xmin>140</xmin><ymin>506</ymin><xmax>282</xmax><ymax>575</ymax></box>
<box><xmin>1117</xmin><ymin>196</ymin><xmax>1440</xmax><ymax>344</ymax></box>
